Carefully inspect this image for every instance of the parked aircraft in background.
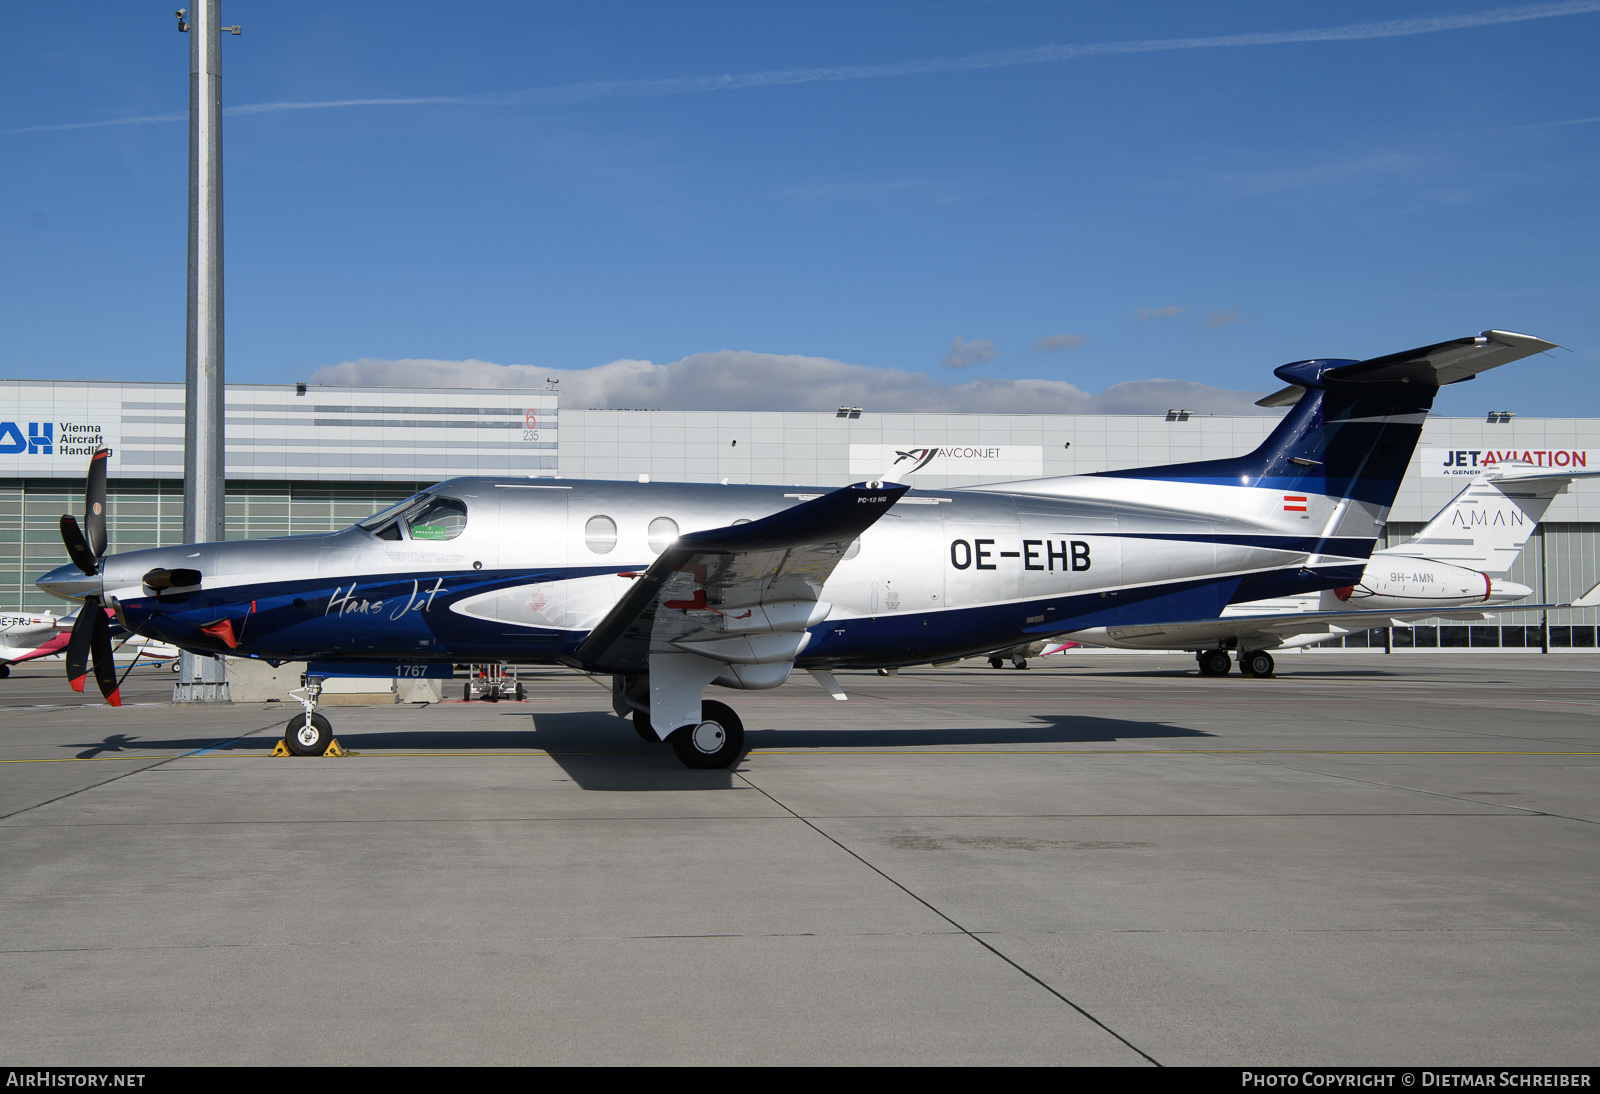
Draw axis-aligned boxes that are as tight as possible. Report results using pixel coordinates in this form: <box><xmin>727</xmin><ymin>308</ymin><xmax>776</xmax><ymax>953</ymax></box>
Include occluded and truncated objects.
<box><xmin>36</xmin><ymin>331</ymin><xmax>1555</xmax><ymax>765</ymax></box>
<box><xmin>0</xmin><ymin>606</ymin><xmax>179</xmax><ymax>678</ymax></box>
<box><xmin>1049</xmin><ymin>464</ymin><xmax>1600</xmax><ymax>675</ymax></box>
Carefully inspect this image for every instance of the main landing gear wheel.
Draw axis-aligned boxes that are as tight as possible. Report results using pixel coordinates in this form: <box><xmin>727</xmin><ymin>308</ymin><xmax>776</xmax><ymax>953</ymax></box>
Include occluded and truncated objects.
<box><xmin>1197</xmin><ymin>650</ymin><xmax>1232</xmax><ymax>676</ymax></box>
<box><xmin>285</xmin><ymin>712</ymin><xmax>333</xmax><ymax>756</ymax></box>
<box><xmin>988</xmin><ymin>656</ymin><xmax>1003</xmax><ymax>669</ymax></box>
<box><xmin>0</xmin><ymin>664</ymin><xmax>9</xmax><ymax>679</ymax></box>
<box><xmin>1242</xmin><ymin>650</ymin><xmax>1276</xmax><ymax>678</ymax></box>
<box><xmin>668</xmin><ymin>700</ymin><xmax>745</xmax><ymax>770</ymax></box>
<box><xmin>1013</xmin><ymin>659</ymin><xmax>1028</xmax><ymax>670</ymax></box>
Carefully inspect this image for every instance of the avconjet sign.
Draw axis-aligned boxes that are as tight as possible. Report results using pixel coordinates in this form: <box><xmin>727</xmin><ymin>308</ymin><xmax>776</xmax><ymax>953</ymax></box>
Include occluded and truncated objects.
<box><xmin>849</xmin><ymin>444</ymin><xmax>1043</xmax><ymax>477</ymax></box>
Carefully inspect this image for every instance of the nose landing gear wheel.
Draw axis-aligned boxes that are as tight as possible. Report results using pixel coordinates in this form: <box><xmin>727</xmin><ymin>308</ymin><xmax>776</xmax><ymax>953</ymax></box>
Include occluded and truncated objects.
<box><xmin>667</xmin><ymin>699</ymin><xmax>745</xmax><ymax>769</ymax></box>
<box><xmin>284</xmin><ymin>712</ymin><xmax>333</xmax><ymax>756</ymax></box>
<box><xmin>1242</xmin><ymin>650</ymin><xmax>1275</xmax><ymax>678</ymax></box>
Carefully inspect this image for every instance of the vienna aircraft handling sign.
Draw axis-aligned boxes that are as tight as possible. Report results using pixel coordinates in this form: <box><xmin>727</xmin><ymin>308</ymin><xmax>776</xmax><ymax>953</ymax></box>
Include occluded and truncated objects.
<box><xmin>850</xmin><ymin>444</ymin><xmax>1043</xmax><ymax>478</ymax></box>
<box><xmin>1421</xmin><ymin>447</ymin><xmax>1592</xmax><ymax>478</ymax></box>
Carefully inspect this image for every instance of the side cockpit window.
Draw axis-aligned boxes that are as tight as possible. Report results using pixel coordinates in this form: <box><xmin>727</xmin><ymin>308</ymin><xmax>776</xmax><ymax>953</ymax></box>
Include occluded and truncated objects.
<box><xmin>405</xmin><ymin>496</ymin><xmax>468</xmax><ymax>541</ymax></box>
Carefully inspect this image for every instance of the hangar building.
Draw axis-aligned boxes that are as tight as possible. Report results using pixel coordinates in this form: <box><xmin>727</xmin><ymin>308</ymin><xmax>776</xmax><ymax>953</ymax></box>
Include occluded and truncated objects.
<box><xmin>4</xmin><ymin>378</ymin><xmax>1597</xmax><ymax>652</ymax></box>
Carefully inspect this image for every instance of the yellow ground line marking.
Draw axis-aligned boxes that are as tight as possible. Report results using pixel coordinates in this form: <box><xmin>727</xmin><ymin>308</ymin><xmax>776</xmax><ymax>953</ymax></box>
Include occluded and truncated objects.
<box><xmin>3</xmin><ymin>749</ymin><xmax>1598</xmax><ymax>763</ymax></box>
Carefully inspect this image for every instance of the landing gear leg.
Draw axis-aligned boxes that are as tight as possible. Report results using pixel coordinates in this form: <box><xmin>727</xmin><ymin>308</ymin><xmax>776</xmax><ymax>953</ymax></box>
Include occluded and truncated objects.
<box><xmin>284</xmin><ymin>676</ymin><xmax>334</xmax><ymax>755</ymax></box>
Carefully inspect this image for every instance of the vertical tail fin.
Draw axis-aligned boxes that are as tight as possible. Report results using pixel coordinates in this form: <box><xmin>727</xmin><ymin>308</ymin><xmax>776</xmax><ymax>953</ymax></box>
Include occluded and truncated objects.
<box><xmin>1386</xmin><ymin>467</ymin><xmax>1600</xmax><ymax>574</ymax></box>
<box><xmin>1094</xmin><ymin>331</ymin><xmax>1556</xmax><ymax>522</ymax></box>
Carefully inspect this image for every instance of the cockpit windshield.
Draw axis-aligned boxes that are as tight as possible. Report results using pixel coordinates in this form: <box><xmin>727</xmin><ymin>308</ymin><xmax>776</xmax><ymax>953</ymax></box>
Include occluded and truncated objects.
<box><xmin>355</xmin><ymin>493</ymin><xmax>469</xmax><ymax>543</ymax></box>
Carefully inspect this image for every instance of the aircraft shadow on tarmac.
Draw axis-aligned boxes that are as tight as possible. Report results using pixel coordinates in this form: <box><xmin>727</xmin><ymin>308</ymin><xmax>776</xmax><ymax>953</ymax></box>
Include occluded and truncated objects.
<box><xmin>61</xmin><ymin>709</ymin><xmax>1213</xmax><ymax>792</ymax></box>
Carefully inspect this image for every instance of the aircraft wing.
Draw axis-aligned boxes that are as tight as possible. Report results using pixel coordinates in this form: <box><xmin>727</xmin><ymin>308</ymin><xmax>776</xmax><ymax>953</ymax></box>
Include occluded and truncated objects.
<box><xmin>574</xmin><ymin>481</ymin><xmax>909</xmax><ymax>674</ymax></box>
<box><xmin>1069</xmin><ymin>582</ymin><xmax>1600</xmax><ymax>652</ymax></box>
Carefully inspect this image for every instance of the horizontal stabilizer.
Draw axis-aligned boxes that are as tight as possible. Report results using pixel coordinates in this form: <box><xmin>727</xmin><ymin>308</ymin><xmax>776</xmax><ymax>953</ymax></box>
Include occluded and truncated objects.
<box><xmin>1257</xmin><ymin>330</ymin><xmax>1556</xmax><ymax>406</ymax></box>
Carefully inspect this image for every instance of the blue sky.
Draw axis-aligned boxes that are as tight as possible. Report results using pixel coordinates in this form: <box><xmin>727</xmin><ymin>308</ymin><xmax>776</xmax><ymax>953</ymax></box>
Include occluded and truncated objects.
<box><xmin>3</xmin><ymin>1</ymin><xmax>1598</xmax><ymax>415</ymax></box>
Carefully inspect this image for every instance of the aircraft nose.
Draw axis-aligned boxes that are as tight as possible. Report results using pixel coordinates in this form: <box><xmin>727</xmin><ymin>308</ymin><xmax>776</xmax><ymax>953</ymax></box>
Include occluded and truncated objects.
<box><xmin>36</xmin><ymin>562</ymin><xmax>102</xmax><ymax>603</ymax></box>
<box><xmin>1489</xmin><ymin>579</ymin><xmax>1533</xmax><ymax>603</ymax></box>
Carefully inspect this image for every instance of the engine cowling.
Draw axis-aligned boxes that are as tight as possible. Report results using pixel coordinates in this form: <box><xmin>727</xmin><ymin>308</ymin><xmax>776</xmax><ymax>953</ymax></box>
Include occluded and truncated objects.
<box><xmin>1326</xmin><ymin>559</ymin><xmax>1501</xmax><ymax>610</ymax></box>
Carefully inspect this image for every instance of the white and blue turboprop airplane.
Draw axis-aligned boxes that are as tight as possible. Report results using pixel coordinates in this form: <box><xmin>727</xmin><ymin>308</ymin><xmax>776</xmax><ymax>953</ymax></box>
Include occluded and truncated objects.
<box><xmin>37</xmin><ymin>330</ymin><xmax>1554</xmax><ymax>766</ymax></box>
<box><xmin>1040</xmin><ymin>464</ymin><xmax>1600</xmax><ymax>674</ymax></box>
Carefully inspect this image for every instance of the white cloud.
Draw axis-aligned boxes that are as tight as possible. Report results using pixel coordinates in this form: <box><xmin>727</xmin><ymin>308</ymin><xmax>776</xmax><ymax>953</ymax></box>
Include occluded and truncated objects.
<box><xmin>1033</xmin><ymin>334</ymin><xmax>1090</xmax><ymax>352</ymax></box>
<box><xmin>1203</xmin><ymin>309</ymin><xmax>1241</xmax><ymax>329</ymax></box>
<box><xmin>941</xmin><ymin>337</ymin><xmax>999</xmax><ymax>368</ymax></box>
<box><xmin>1133</xmin><ymin>305</ymin><xmax>1187</xmax><ymax>321</ymax></box>
<box><xmin>310</xmin><ymin>349</ymin><xmax>1276</xmax><ymax>415</ymax></box>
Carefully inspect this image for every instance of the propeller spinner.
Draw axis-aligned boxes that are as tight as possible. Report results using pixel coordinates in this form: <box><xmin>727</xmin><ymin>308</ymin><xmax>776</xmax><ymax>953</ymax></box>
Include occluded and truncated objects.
<box><xmin>58</xmin><ymin>449</ymin><xmax>120</xmax><ymax>707</ymax></box>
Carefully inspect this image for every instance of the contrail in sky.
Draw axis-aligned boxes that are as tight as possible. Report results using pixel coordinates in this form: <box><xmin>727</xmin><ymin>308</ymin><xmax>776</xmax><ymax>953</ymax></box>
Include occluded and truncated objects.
<box><xmin>7</xmin><ymin>1</ymin><xmax>1599</xmax><ymax>136</ymax></box>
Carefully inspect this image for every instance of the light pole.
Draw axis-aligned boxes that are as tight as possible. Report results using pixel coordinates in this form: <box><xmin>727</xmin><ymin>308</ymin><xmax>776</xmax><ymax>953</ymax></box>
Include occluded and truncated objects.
<box><xmin>174</xmin><ymin>3</ymin><xmax>238</xmax><ymax>702</ymax></box>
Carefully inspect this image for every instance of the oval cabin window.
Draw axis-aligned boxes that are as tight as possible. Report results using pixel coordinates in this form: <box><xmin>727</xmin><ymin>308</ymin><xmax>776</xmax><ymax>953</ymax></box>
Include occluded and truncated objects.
<box><xmin>585</xmin><ymin>515</ymin><xmax>618</xmax><ymax>554</ymax></box>
<box><xmin>647</xmin><ymin>517</ymin><xmax>679</xmax><ymax>555</ymax></box>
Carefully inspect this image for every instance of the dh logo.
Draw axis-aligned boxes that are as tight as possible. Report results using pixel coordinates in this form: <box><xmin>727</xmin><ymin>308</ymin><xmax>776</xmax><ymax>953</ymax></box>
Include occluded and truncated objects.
<box><xmin>0</xmin><ymin>422</ymin><xmax>51</xmax><ymax>455</ymax></box>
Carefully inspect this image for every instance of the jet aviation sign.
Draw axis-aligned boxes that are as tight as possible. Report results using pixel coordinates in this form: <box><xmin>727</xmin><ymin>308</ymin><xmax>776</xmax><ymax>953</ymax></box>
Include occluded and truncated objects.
<box><xmin>1421</xmin><ymin>447</ymin><xmax>1592</xmax><ymax>478</ymax></box>
<box><xmin>849</xmin><ymin>444</ymin><xmax>1043</xmax><ymax>478</ymax></box>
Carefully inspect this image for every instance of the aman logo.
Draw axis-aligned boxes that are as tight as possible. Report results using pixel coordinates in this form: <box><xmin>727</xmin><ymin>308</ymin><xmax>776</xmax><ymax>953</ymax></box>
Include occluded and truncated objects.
<box><xmin>0</xmin><ymin>422</ymin><xmax>108</xmax><ymax>458</ymax></box>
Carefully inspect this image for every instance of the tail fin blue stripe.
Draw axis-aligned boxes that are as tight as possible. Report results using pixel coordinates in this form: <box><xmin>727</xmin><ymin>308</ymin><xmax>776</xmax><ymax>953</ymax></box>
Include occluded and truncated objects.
<box><xmin>1095</xmin><ymin>358</ymin><xmax>1434</xmax><ymax>508</ymax></box>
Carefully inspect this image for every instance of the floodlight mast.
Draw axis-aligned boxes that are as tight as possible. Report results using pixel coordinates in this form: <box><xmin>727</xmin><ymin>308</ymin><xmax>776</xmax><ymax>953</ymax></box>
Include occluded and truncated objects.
<box><xmin>176</xmin><ymin>1</ymin><xmax>233</xmax><ymax>701</ymax></box>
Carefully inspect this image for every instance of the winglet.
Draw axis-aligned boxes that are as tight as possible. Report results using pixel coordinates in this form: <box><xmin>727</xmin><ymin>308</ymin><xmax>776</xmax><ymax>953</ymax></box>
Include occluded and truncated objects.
<box><xmin>1571</xmin><ymin>581</ymin><xmax>1600</xmax><ymax>609</ymax></box>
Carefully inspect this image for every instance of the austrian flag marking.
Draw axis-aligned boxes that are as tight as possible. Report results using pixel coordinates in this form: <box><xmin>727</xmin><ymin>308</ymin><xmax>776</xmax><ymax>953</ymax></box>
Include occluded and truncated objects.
<box><xmin>1283</xmin><ymin>495</ymin><xmax>1308</xmax><ymax>512</ymax></box>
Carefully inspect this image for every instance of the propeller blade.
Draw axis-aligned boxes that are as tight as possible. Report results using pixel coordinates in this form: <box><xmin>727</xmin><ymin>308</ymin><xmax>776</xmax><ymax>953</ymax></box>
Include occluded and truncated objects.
<box><xmin>85</xmin><ymin>448</ymin><xmax>109</xmax><ymax>560</ymax></box>
<box><xmin>89</xmin><ymin>606</ymin><xmax>121</xmax><ymax>707</ymax></box>
<box><xmin>59</xmin><ymin>515</ymin><xmax>97</xmax><ymax>576</ymax></box>
<box><xmin>65</xmin><ymin>595</ymin><xmax>98</xmax><ymax>693</ymax></box>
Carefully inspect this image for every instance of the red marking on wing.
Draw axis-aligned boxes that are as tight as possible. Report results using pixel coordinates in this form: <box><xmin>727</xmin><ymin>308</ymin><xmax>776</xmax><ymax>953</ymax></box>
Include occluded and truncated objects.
<box><xmin>1334</xmin><ymin>586</ymin><xmax>1354</xmax><ymax>601</ymax></box>
<box><xmin>663</xmin><ymin>589</ymin><xmax>710</xmax><ymax>611</ymax></box>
